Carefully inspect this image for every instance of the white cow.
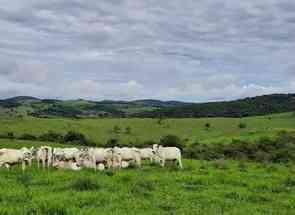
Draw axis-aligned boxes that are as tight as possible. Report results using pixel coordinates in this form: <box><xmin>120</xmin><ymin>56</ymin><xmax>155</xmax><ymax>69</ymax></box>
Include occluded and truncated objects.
<box><xmin>121</xmin><ymin>161</ymin><xmax>130</xmax><ymax>169</ymax></box>
<box><xmin>97</xmin><ymin>163</ymin><xmax>105</xmax><ymax>171</ymax></box>
<box><xmin>36</xmin><ymin>146</ymin><xmax>53</xmax><ymax>169</ymax></box>
<box><xmin>153</xmin><ymin>145</ymin><xmax>183</xmax><ymax>169</ymax></box>
<box><xmin>52</xmin><ymin>160</ymin><xmax>81</xmax><ymax>171</ymax></box>
<box><xmin>138</xmin><ymin>148</ymin><xmax>155</xmax><ymax>162</ymax></box>
<box><xmin>53</xmin><ymin>148</ymin><xmax>81</xmax><ymax>162</ymax></box>
<box><xmin>79</xmin><ymin>148</ymin><xmax>113</xmax><ymax>170</ymax></box>
<box><xmin>0</xmin><ymin>147</ymin><xmax>34</xmax><ymax>171</ymax></box>
<box><xmin>113</xmin><ymin>147</ymin><xmax>141</xmax><ymax>168</ymax></box>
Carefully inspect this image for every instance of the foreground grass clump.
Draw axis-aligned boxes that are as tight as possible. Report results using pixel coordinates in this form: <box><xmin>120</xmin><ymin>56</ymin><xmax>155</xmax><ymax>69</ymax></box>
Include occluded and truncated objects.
<box><xmin>0</xmin><ymin>160</ymin><xmax>294</xmax><ymax>215</ymax></box>
<box><xmin>71</xmin><ymin>177</ymin><xmax>101</xmax><ymax>191</ymax></box>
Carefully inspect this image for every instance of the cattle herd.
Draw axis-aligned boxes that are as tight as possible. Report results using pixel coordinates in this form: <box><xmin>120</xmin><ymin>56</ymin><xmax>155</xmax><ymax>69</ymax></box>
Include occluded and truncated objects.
<box><xmin>0</xmin><ymin>145</ymin><xmax>183</xmax><ymax>171</ymax></box>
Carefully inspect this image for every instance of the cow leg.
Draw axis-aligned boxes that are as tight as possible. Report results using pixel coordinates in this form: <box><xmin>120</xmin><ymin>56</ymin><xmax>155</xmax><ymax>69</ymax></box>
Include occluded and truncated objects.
<box><xmin>136</xmin><ymin>158</ymin><xmax>141</xmax><ymax>168</ymax></box>
<box><xmin>5</xmin><ymin>163</ymin><xmax>10</xmax><ymax>170</ymax></box>
<box><xmin>22</xmin><ymin>162</ymin><xmax>26</xmax><ymax>171</ymax></box>
<box><xmin>178</xmin><ymin>158</ymin><xmax>183</xmax><ymax>169</ymax></box>
<box><xmin>161</xmin><ymin>159</ymin><xmax>165</xmax><ymax>168</ymax></box>
<box><xmin>92</xmin><ymin>156</ymin><xmax>97</xmax><ymax>171</ymax></box>
<box><xmin>42</xmin><ymin>159</ymin><xmax>46</xmax><ymax>169</ymax></box>
<box><xmin>48</xmin><ymin>159</ymin><xmax>51</xmax><ymax>168</ymax></box>
<box><xmin>106</xmin><ymin>159</ymin><xmax>112</xmax><ymax>169</ymax></box>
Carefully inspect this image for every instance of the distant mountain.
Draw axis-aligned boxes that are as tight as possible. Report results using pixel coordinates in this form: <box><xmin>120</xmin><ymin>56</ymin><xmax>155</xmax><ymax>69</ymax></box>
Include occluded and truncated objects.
<box><xmin>0</xmin><ymin>93</ymin><xmax>294</xmax><ymax>118</ymax></box>
<box><xmin>132</xmin><ymin>99</ymin><xmax>192</xmax><ymax>108</ymax></box>
<box><xmin>135</xmin><ymin>94</ymin><xmax>295</xmax><ymax>118</ymax></box>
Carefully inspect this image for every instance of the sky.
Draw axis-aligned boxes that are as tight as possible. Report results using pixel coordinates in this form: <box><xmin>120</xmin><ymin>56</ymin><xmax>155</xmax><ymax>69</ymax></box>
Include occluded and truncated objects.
<box><xmin>0</xmin><ymin>0</ymin><xmax>294</xmax><ymax>102</ymax></box>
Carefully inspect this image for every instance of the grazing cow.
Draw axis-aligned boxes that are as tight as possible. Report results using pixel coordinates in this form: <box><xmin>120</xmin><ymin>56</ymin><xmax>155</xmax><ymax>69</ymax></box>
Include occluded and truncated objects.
<box><xmin>36</xmin><ymin>146</ymin><xmax>53</xmax><ymax>169</ymax></box>
<box><xmin>79</xmin><ymin>148</ymin><xmax>113</xmax><ymax>170</ymax></box>
<box><xmin>53</xmin><ymin>148</ymin><xmax>81</xmax><ymax>162</ymax></box>
<box><xmin>0</xmin><ymin>147</ymin><xmax>34</xmax><ymax>171</ymax></box>
<box><xmin>113</xmin><ymin>147</ymin><xmax>141</xmax><ymax>168</ymax></box>
<box><xmin>153</xmin><ymin>144</ymin><xmax>183</xmax><ymax>169</ymax></box>
<box><xmin>52</xmin><ymin>160</ymin><xmax>81</xmax><ymax>171</ymax></box>
<box><xmin>138</xmin><ymin>148</ymin><xmax>155</xmax><ymax>162</ymax></box>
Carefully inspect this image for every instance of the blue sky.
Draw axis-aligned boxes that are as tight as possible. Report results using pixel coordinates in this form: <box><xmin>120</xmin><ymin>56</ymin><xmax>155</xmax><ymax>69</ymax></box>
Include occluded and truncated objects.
<box><xmin>0</xmin><ymin>0</ymin><xmax>294</xmax><ymax>102</ymax></box>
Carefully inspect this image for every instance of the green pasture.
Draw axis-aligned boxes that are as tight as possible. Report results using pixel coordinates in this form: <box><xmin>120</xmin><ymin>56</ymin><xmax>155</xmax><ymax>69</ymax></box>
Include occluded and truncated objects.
<box><xmin>0</xmin><ymin>113</ymin><xmax>294</xmax><ymax>145</ymax></box>
<box><xmin>0</xmin><ymin>160</ymin><xmax>294</xmax><ymax>215</ymax></box>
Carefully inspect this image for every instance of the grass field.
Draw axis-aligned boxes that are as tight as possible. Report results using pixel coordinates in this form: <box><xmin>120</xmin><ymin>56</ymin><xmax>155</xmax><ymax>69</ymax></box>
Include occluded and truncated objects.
<box><xmin>0</xmin><ymin>160</ymin><xmax>294</xmax><ymax>215</ymax></box>
<box><xmin>0</xmin><ymin>113</ymin><xmax>295</xmax><ymax>214</ymax></box>
<box><xmin>0</xmin><ymin>112</ymin><xmax>294</xmax><ymax>146</ymax></box>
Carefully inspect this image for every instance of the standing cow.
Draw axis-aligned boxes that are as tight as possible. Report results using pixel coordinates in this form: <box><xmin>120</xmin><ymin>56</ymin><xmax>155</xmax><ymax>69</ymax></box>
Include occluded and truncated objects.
<box><xmin>79</xmin><ymin>148</ymin><xmax>113</xmax><ymax>170</ymax></box>
<box><xmin>53</xmin><ymin>148</ymin><xmax>81</xmax><ymax>163</ymax></box>
<box><xmin>0</xmin><ymin>147</ymin><xmax>34</xmax><ymax>171</ymax></box>
<box><xmin>138</xmin><ymin>148</ymin><xmax>155</xmax><ymax>163</ymax></box>
<box><xmin>36</xmin><ymin>146</ymin><xmax>53</xmax><ymax>169</ymax></box>
<box><xmin>112</xmin><ymin>147</ymin><xmax>141</xmax><ymax>168</ymax></box>
<box><xmin>153</xmin><ymin>144</ymin><xmax>183</xmax><ymax>169</ymax></box>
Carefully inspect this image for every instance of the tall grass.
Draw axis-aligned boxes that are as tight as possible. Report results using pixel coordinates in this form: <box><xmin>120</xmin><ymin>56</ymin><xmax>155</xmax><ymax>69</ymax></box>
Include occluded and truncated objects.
<box><xmin>0</xmin><ymin>160</ymin><xmax>294</xmax><ymax>214</ymax></box>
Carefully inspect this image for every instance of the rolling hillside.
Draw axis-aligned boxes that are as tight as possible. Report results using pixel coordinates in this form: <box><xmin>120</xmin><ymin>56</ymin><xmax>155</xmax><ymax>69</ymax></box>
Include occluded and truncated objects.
<box><xmin>0</xmin><ymin>94</ymin><xmax>294</xmax><ymax>119</ymax></box>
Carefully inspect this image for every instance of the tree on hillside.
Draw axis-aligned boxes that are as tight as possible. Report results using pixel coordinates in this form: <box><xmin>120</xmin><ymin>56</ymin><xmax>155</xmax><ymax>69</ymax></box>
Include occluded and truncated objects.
<box><xmin>125</xmin><ymin>126</ymin><xmax>132</xmax><ymax>134</ymax></box>
<box><xmin>113</xmin><ymin>125</ymin><xmax>121</xmax><ymax>134</ymax></box>
<box><xmin>239</xmin><ymin>122</ymin><xmax>247</xmax><ymax>129</ymax></box>
<box><xmin>160</xmin><ymin>135</ymin><xmax>184</xmax><ymax>150</ymax></box>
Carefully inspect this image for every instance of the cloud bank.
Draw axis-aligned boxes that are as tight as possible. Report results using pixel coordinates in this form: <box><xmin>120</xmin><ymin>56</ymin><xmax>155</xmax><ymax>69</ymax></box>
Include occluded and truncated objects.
<box><xmin>0</xmin><ymin>0</ymin><xmax>294</xmax><ymax>102</ymax></box>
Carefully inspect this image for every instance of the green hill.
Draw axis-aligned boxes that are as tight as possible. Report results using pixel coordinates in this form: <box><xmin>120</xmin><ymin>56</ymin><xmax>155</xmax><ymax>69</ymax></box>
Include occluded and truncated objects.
<box><xmin>0</xmin><ymin>94</ymin><xmax>294</xmax><ymax>119</ymax></box>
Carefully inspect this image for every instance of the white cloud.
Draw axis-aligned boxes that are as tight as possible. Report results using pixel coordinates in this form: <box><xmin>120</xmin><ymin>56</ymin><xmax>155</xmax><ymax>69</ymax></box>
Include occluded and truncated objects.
<box><xmin>0</xmin><ymin>0</ymin><xmax>294</xmax><ymax>101</ymax></box>
<box><xmin>8</xmin><ymin>62</ymin><xmax>49</xmax><ymax>84</ymax></box>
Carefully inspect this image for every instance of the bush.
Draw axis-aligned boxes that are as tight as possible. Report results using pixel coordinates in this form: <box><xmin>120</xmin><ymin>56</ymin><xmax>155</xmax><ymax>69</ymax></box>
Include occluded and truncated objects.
<box><xmin>182</xmin><ymin>131</ymin><xmax>295</xmax><ymax>163</ymax></box>
<box><xmin>105</xmin><ymin>138</ymin><xmax>119</xmax><ymax>148</ymax></box>
<box><xmin>19</xmin><ymin>133</ymin><xmax>37</xmax><ymax>141</ymax></box>
<box><xmin>63</xmin><ymin>131</ymin><xmax>94</xmax><ymax>146</ymax></box>
<box><xmin>205</xmin><ymin>123</ymin><xmax>211</xmax><ymax>130</ymax></box>
<box><xmin>113</xmin><ymin>125</ymin><xmax>121</xmax><ymax>134</ymax></box>
<box><xmin>39</xmin><ymin>131</ymin><xmax>64</xmax><ymax>142</ymax></box>
<box><xmin>239</xmin><ymin>122</ymin><xmax>247</xmax><ymax>129</ymax></box>
<box><xmin>0</xmin><ymin>132</ymin><xmax>15</xmax><ymax>139</ymax></box>
<box><xmin>160</xmin><ymin>135</ymin><xmax>184</xmax><ymax>150</ymax></box>
<box><xmin>142</xmin><ymin>140</ymin><xmax>157</xmax><ymax>147</ymax></box>
<box><xmin>125</xmin><ymin>126</ymin><xmax>132</xmax><ymax>134</ymax></box>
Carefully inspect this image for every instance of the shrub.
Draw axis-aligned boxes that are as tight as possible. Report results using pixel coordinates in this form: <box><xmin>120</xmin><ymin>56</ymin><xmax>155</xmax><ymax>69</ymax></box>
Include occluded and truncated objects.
<box><xmin>105</xmin><ymin>138</ymin><xmax>119</xmax><ymax>148</ymax></box>
<box><xmin>239</xmin><ymin>122</ymin><xmax>247</xmax><ymax>129</ymax></box>
<box><xmin>63</xmin><ymin>131</ymin><xmax>88</xmax><ymax>146</ymax></box>
<box><xmin>0</xmin><ymin>132</ymin><xmax>15</xmax><ymax>139</ymax></box>
<box><xmin>142</xmin><ymin>140</ymin><xmax>157</xmax><ymax>147</ymax></box>
<box><xmin>182</xmin><ymin>131</ymin><xmax>295</xmax><ymax>163</ymax></box>
<box><xmin>125</xmin><ymin>126</ymin><xmax>132</xmax><ymax>134</ymax></box>
<box><xmin>7</xmin><ymin>132</ymin><xmax>14</xmax><ymax>139</ymax></box>
<box><xmin>39</xmin><ymin>131</ymin><xmax>64</xmax><ymax>142</ymax></box>
<box><xmin>113</xmin><ymin>125</ymin><xmax>121</xmax><ymax>134</ymax></box>
<box><xmin>205</xmin><ymin>123</ymin><xmax>211</xmax><ymax>130</ymax></box>
<box><xmin>19</xmin><ymin>133</ymin><xmax>37</xmax><ymax>141</ymax></box>
<box><xmin>160</xmin><ymin>135</ymin><xmax>184</xmax><ymax>150</ymax></box>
